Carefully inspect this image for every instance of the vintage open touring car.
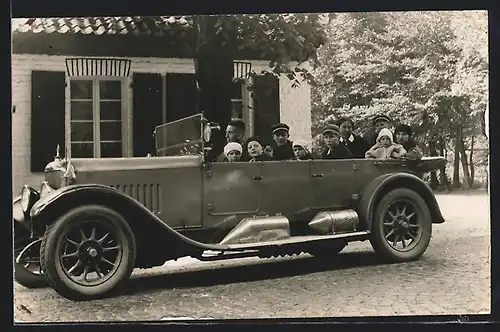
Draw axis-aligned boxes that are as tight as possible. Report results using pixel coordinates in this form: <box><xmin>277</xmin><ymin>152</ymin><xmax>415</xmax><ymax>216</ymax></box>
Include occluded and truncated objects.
<box><xmin>13</xmin><ymin>113</ymin><xmax>447</xmax><ymax>301</ymax></box>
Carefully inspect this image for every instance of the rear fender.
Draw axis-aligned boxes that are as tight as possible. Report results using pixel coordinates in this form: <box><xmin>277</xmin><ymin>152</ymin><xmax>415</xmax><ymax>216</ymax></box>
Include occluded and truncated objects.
<box><xmin>357</xmin><ymin>173</ymin><xmax>445</xmax><ymax>230</ymax></box>
<box><xmin>29</xmin><ymin>184</ymin><xmax>232</xmax><ymax>263</ymax></box>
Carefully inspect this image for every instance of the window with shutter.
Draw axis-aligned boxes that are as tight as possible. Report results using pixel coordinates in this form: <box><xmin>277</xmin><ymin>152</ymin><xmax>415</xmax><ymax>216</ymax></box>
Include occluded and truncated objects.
<box><xmin>252</xmin><ymin>74</ymin><xmax>280</xmax><ymax>145</ymax></box>
<box><xmin>166</xmin><ymin>73</ymin><xmax>197</xmax><ymax>122</ymax></box>
<box><xmin>68</xmin><ymin>78</ymin><xmax>125</xmax><ymax>158</ymax></box>
<box><xmin>132</xmin><ymin>73</ymin><xmax>163</xmax><ymax>157</ymax></box>
<box><xmin>31</xmin><ymin>70</ymin><xmax>66</xmax><ymax>172</ymax></box>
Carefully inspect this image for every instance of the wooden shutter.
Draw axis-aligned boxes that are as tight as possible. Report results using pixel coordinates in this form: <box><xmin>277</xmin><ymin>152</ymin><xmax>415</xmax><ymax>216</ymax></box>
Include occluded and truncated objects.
<box><xmin>31</xmin><ymin>71</ymin><xmax>66</xmax><ymax>172</ymax></box>
<box><xmin>132</xmin><ymin>73</ymin><xmax>163</xmax><ymax>157</ymax></box>
<box><xmin>252</xmin><ymin>74</ymin><xmax>280</xmax><ymax>145</ymax></box>
<box><xmin>166</xmin><ymin>73</ymin><xmax>197</xmax><ymax>122</ymax></box>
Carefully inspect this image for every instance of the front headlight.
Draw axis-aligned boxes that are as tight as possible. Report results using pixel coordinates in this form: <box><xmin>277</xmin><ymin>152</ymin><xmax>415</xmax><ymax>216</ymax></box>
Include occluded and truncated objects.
<box><xmin>20</xmin><ymin>185</ymin><xmax>40</xmax><ymax>214</ymax></box>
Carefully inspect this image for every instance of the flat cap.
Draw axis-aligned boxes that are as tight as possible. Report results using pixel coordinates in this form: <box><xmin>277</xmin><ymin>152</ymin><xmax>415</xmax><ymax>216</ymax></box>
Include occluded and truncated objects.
<box><xmin>271</xmin><ymin>123</ymin><xmax>290</xmax><ymax>134</ymax></box>
<box><xmin>372</xmin><ymin>114</ymin><xmax>392</xmax><ymax>125</ymax></box>
<box><xmin>322</xmin><ymin>124</ymin><xmax>340</xmax><ymax>136</ymax></box>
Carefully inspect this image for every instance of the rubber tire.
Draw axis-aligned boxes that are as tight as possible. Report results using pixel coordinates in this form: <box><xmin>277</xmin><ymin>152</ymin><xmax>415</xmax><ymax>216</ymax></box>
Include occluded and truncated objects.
<box><xmin>369</xmin><ymin>188</ymin><xmax>432</xmax><ymax>263</ymax></box>
<box><xmin>40</xmin><ymin>205</ymin><xmax>136</xmax><ymax>301</ymax></box>
<box><xmin>308</xmin><ymin>241</ymin><xmax>347</xmax><ymax>258</ymax></box>
<box><xmin>14</xmin><ymin>225</ymin><xmax>47</xmax><ymax>289</ymax></box>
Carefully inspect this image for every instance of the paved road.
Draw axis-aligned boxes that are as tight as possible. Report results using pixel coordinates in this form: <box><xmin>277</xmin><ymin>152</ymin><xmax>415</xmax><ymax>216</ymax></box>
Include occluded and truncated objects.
<box><xmin>13</xmin><ymin>192</ymin><xmax>490</xmax><ymax>322</ymax></box>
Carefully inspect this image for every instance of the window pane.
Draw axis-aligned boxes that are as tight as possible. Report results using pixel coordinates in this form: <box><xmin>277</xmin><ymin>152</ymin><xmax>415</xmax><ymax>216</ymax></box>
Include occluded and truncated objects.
<box><xmin>100</xmin><ymin>101</ymin><xmax>121</xmax><ymax>120</ymax></box>
<box><xmin>100</xmin><ymin>121</ymin><xmax>122</xmax><ymax>141</ymax></box>
<box><xmin>70</xmin><ymin>80</ymin><xmax>93</xmax><ymax>99</ymax></box>
<box><xmin>231</xmin><ymin>100</ymin><xmax>243</xmax><ymax>119</ymax></box>
<box><xmin>231</xmin><ymin>81</ymin><xmax>243</xmax><ymax>99</ymax></box>
<box><xmin>71</xmin><ymin>101</ymin><xmax>93</xmax><ymax>120</ymax></box>
<box><xmin>71</xmin><ymin>121</ymin><xmax>94</xmax><ymax>141</ymax></box>
<box><xmin>101</xmin><ymin>142</ymin><xmax>122</xmax><ymax>158</ymax></box>
<box><xmin>99</xmin><ymin>80</ymin><xmax>121</xmax><ymax>99</ymax></box>
<box><xmin>71</xmin><ymin>143</ymin><xmax>94</xmax><ymax>158</ymax></box>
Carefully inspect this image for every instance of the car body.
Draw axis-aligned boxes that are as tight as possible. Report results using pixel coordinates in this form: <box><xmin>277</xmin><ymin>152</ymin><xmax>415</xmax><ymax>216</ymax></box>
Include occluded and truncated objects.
<box><xmin>13</xmin><ymin>113</ymin><xmax>447</xmax><ymax>301</ymax></box>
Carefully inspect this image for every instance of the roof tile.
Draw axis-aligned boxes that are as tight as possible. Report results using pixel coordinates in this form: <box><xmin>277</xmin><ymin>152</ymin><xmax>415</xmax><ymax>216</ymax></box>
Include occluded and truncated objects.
<box><xmin>12</xmin><ymin>16</ymin><xmax>191</xmax><ymax>36</ymax></box>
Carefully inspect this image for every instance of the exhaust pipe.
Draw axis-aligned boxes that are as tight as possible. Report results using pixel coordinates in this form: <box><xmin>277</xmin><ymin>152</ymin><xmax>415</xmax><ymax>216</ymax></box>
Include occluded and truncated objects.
<box><xmin>219</xmin><ymin>215</ymin><xmax>291</xmax><ymax>245</ymax></box>
<box><xmin>308</xmin><ymin>209</ymin><xmax>359</xmax><ymax>235</ymax></box>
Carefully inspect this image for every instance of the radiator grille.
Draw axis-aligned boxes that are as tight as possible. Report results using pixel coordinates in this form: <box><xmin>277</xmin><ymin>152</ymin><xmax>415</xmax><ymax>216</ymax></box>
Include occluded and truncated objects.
<box><xmin>110</xmin><ymin>184</ymin><xmax>161</xmax><ymax>214</ymax></box>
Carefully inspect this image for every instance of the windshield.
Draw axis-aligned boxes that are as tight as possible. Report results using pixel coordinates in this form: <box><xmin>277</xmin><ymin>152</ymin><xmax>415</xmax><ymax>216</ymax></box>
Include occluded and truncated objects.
<box><xmin>154</xmin><ymin>114</ymin><xmax>204</xmax><ymax>157</ymax></box>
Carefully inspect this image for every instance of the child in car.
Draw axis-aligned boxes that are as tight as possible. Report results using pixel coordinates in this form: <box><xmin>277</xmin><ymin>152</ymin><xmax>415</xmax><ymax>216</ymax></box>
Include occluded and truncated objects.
<box><xmin>292</xmin><ymin>139</ymin><xmax>312</xmax><ymax>160</ymax></box>
<box><xmin>365</xmin><ymin>128</ymin><xmax>406</xmax><ymax>159</ymax></box>
<box><xmin>223</xmin><ymin>142</ymin><xmax>243</xmax><ymax>162</ymax></box>
<box><xmin>269</xmin><ymin>123</ymin><xmax>295</xmax><ymax>161</ymax></box>
<box><xmin>394</xmin><ymin>124</ymin><xmax>423</xmax><ymax>160</ymax></box>
<box><xmin>246</xmin><ymin>136</ymin><xmax>272</xmax><ymax>162</ymax></box>
<box><xmin>321</xmin><ymin>124</ymin><xmax>353</xmax><ymax>159</ymax></box>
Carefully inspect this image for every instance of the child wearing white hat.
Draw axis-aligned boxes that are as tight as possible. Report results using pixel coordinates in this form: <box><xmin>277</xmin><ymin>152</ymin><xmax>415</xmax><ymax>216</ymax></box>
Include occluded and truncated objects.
<box><xmin>292</xmin><ymin>139</ymin><xmax>312</xmax><ymax>160</ymax></box>
<box><xmin>223</xmin><ymin>142</ymin><xmax>243</xmax><ymax>162</ymax></box>
<box><xmin>365</xmin><ymin>128</ymin><xmax>406</xmax><ymax>159</ymax></box>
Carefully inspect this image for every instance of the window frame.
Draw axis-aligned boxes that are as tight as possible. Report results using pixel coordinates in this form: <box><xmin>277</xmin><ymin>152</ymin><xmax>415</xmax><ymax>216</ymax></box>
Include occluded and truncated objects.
<box><xmin>66</xmin><ymin>75</ymin><xmax>128</xmax><ymax>158</ymax></box>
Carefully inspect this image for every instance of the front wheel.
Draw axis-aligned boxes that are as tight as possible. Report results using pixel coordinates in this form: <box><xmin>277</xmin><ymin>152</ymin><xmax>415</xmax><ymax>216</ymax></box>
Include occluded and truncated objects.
<box><xmin>40</xmin><ymin>205</ymin><xmax>137</xmax><ymax>301</ymax></box>
<box><xmin>369</xmin><ymin>188</ymin><xmax>432</xmax><ymax>262</ymax></box>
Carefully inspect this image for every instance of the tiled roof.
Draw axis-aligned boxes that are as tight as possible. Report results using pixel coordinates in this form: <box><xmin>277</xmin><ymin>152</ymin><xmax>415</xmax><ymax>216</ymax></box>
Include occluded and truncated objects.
<box><xmin>12</xmin><ymin>16</ymin><xmax>192</xmax><ymax>36</ymax></box>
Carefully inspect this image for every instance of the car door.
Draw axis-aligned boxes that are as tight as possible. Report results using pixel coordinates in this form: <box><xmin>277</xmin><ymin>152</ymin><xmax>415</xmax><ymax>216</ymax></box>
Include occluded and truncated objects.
<box><xmin>206</xmin><ymin>162</ymin><xmax>262</xmax><ymax>215</ymax></box>
<box><xmin>259</xmin><ymin>160</ymin><xmax>312</xmax><ymax>220</ymax></box>
<box><xmin>310</xmin><ymin>159</ymin><xmax>355</xmax><ymax>209</ymax></box>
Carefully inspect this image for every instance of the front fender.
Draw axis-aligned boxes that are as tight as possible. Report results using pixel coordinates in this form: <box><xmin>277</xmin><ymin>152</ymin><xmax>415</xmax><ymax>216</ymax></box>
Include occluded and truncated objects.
<box><xmin>29</xmin><ymin>184</ymin><xmax>231</xmax><ymax>255</ymax></box>
<box><xmin>357</xmin><ymin>173</ymin><xmax>445</xmax><ymax>230</ymax></box>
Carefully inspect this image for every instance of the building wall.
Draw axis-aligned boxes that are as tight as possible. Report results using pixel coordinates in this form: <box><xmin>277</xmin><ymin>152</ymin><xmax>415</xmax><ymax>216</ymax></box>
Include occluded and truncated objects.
<box><xmin>11</xmin><ymin>54</ymin><xmax>312</xmax><ymax>195</ymax></box>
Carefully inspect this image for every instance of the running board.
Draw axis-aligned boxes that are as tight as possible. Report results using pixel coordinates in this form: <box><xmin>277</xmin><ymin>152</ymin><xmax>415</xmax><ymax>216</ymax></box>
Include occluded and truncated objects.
<box><xmin>224</xmin><ymin>231</ymin><xmax>369</xmax><ymax>251</ymax></box>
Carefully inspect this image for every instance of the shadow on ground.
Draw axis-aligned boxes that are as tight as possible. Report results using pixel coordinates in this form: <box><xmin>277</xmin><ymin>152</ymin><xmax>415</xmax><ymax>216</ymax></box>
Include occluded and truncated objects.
<box><xmin>122</xmin><ymin>250</ymin><xmax>389</xmax><ymax>296</ymax></box>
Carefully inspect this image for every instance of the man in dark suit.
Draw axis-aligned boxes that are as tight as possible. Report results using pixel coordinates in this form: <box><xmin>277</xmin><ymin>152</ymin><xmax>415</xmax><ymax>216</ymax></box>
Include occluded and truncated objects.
<box><xmin>216</xmin><ymin>119</ymin><xmax>250</xmax><ymax>162</ymax></box>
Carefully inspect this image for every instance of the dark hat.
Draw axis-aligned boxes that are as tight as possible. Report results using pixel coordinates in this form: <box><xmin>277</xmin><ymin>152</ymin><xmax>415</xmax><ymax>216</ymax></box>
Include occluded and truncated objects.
<box><xmin>395</xmin><ymin>124</ymin><xmax>412</xmax><ymax>136</ymax></box>
<box><xmin>271</xmin><ymin>123</ymin><xmax>290</xmax><ymax>134</ymax></box>
<box><xmin>336</xmin><ymin>117</ymin><xmax>355</xmax><ymax>128</ymax></box>
<box><xmin>228</xmin><ymin>119</ymin><xmax>246</xmax><ymax>131</ymax></box>
<box><xmin>373</xmin><ymin>114</ymin><xmax>392</xmax><ymax>125</ymax></box>
<box><xmin>245</xmin><ymin>135</ymin><xmax>264</xmax><ymax>148</ymax></box>
<box><xmin>322</xmin><ymin>124</ymin><xmax>340</xmax><ymax>136</ymax></box>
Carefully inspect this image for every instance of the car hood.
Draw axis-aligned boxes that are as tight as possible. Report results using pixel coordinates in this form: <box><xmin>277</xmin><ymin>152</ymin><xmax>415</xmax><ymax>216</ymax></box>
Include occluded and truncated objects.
<box><xmin>70</xmin><ymin>155</ymin><xmax>203</xmax><ymax>173</ymax></box>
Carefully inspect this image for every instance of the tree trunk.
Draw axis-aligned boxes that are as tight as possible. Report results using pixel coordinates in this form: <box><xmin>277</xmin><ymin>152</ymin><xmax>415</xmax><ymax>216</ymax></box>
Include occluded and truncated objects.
<box><xmin>458</xmin><ymin>127</ymin><xmax>472</xmax><ymax>189</ymax></box>
<box><xmin>452</xmin><ymin>126</ymin><xmax>461</xmax><ymax>188</ymax></box>
<box><xmin>194</xmin><ymin>16</ymin><xmax>236</xmax><ymax>159</ymax></box>
<box><xmin>469</xmin><ymin>133</ymin><xmax>475</xmax><ymax>186</ymax></box>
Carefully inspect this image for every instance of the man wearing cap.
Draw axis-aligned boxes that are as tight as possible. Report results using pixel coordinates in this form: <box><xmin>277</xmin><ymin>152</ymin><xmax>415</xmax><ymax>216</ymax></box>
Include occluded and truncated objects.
<box><xmin>216</xmin><ymin>119</ymin><xmax>249</xmax><ymax>162</ymax></box>
<box><xmin>363</xmin><ymin>114</ymin><xmax>393</xmax><ymax>147</ymax></box>
<box><xmin>269</xmin><ymin>123</ymin><xmax>295</xmax><ymax>161</ymax></box>
<box><xmin>321</xmin><ymin>124</ymin><xmax>353</xmax><ymax>159</ymax></box>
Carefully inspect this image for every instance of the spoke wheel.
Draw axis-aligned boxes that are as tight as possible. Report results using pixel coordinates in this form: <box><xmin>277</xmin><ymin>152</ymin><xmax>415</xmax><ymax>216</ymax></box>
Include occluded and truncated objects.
<box><xmin>370</xmin><ymin>188</ymin><xmax>432</xmax><ymax>262</ymax></box>
<box><xmin>40</xmin><ymin>205</ymin><xmax>136</xmax><ymax>301</ymax></box>
<box><xmin>14</xmin><ymin>224</ymin><xmax>46</xmax><ymax>288</ymax></box>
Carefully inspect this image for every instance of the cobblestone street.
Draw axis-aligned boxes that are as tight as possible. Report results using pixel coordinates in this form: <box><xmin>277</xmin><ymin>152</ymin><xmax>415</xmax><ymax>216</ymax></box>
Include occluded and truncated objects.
<box><xmin>13</xmin><ymin>192</ymin><xmax>490</xmax><ymax>322</ymax></box>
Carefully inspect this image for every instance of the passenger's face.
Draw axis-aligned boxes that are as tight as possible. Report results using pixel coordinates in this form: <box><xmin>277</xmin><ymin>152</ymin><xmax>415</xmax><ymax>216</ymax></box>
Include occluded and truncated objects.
<box><xmin>374</xmin><ymin>120</ymin><xmax>390</xmax><ymax>133</ymax></box>
<box><xmin>226</xmin><ymin>150</ymin><xmax>241</xmax><ymax>162</ymax></box>
<box><xmin>339</xmin><ymin>121</ymin><xmax>353</xmax><ymax>138</ymax></box>
<box><xmin>293</xmin><ymin>146</ymin><xmax>307</xmax><ymax>159</ymax></box>
<box><xmin>323</xmin><ymin>133</ymin><xmax>340</xmax><ymax>147</ymax></box>
<box><xmin>379</xmin><ymin>136</ymin><xmax>391</xmax><ymax>147</ymax></box>
<box><xmin>395</xmin><ymin>132</ymin><xmax>409</xmax><ymax>144</ymax></box>
<box><xmin>225</xmin><ymin>125</ymin><xmax>242</xmax><ymax>143</ymax></box>
<box><xmin>247</xmin><ymin>141</ymin><xmax>263</xmax><ymax>157</ymax></box>
<box><xmin>273</xmin><ymin>130</ymin><xmax>289</xmax><ymax>146</ymax></box>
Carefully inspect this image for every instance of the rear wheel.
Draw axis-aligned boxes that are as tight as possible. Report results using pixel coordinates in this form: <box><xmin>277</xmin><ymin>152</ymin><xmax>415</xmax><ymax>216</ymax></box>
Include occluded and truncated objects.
<box><xmin>370</xmin><ymin>188</ymin><xmax>432</xmax><ymax>262</ymax></box>
<box><xmin>40</xmin><ymin>205</ymin><xmax>136</xmax><ymax>301</ymax></box>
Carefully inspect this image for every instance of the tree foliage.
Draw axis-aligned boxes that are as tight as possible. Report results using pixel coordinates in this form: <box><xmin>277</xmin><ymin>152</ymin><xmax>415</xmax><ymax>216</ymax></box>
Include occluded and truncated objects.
<box><xmin>311</xmin><ymin>11</ymin><xmax>488</xmax><ymax>152</ymax></box>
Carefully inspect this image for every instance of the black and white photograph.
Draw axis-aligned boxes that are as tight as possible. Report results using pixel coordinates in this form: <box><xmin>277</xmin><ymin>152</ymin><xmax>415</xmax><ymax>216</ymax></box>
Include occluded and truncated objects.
<box><xmin>11</xmin><ymin>10</ymin><xmax>490</xmax><ymax>322</ymax></box>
